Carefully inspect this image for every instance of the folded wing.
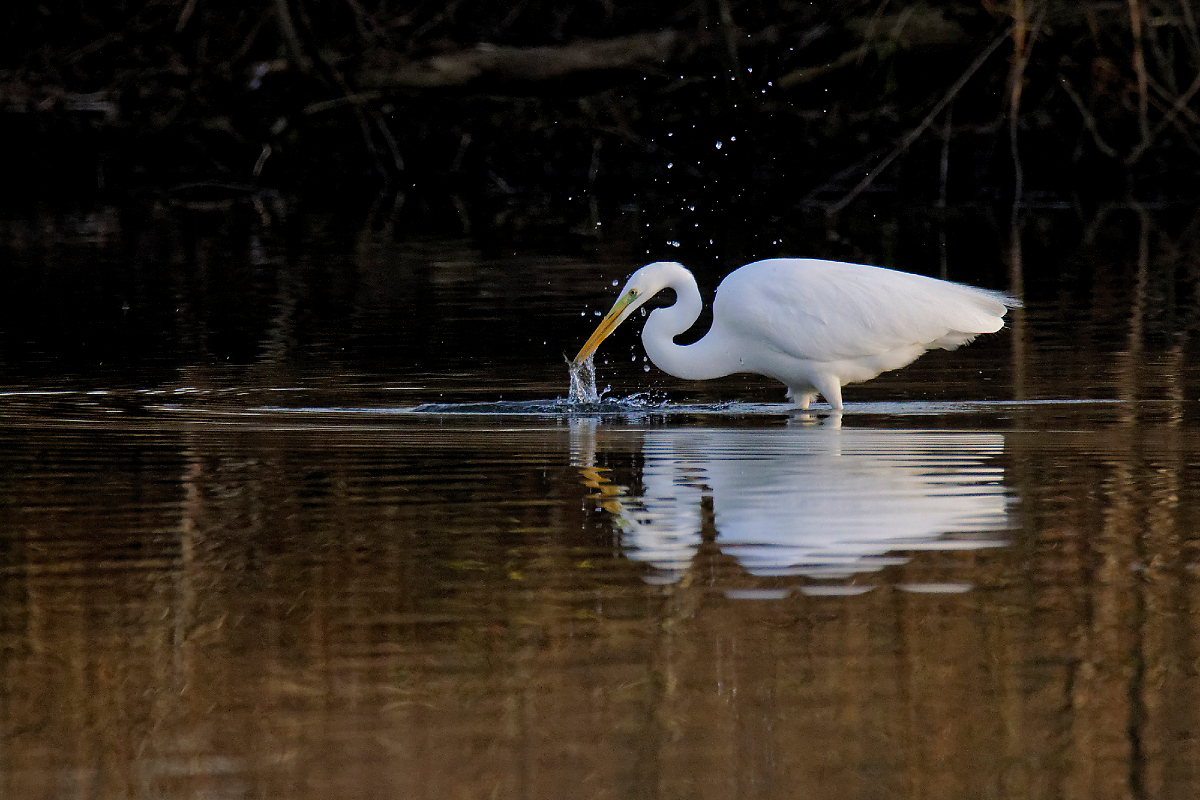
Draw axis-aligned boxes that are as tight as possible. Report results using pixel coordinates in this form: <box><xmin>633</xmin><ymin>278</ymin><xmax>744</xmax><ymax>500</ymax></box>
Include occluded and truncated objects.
<box><xmin>714</xmin><ymin>258</ymin><xmax>1018</xmax><ymax>363</ymax></box>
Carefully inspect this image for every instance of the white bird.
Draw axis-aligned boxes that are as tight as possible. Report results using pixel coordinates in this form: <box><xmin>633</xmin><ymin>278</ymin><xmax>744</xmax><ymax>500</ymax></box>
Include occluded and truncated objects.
<box><xmin>573</xmin><ymin>258</ymin><xmax>1020</xmax><ymax>410</ymax></box>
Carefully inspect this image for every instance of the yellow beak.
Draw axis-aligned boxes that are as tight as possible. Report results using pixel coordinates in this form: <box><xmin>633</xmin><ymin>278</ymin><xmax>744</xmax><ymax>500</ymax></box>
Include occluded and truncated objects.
<box><xmin>573</xmin><ymin>289</ymin><xmax>640</xmax><ymax>365</ymax></box>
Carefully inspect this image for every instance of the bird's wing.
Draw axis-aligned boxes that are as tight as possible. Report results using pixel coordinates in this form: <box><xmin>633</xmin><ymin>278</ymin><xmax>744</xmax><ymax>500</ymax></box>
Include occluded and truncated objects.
<box><xmin>714</xmin><ymin>259</ymin><xmax>1016</xmax><ymax>362</ymax></box>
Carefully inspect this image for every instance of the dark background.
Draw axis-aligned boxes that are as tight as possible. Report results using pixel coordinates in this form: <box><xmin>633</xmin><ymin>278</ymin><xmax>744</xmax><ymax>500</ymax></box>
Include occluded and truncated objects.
<box><xmin>2</xmin><ymin>1</ymin><xmax>1199</xmax><ymax>392</ymax></box>
<box><xmin>4</xmin><ymin>0</ymin><xmax>1199</xmax><ymax>208</ymax></box>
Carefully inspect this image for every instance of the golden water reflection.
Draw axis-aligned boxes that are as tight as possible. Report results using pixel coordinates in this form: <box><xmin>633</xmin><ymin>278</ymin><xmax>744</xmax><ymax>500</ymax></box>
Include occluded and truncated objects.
<box><xmin>1</xmin><ymin>405</ymin><xmax>1200</xmax><ymax>798</ymax></box>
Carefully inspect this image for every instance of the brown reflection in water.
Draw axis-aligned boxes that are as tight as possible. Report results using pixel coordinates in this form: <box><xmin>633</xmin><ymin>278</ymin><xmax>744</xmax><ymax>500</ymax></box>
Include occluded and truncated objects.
<box><xmin>5</xmin><ymin>198</ymin><xmax>1200</xmax><ymax>797</ymax></box>
<box><xmin>2</xmin><ymin>405</ymin><xmax>1200</xmax><ymax>797</ymax></box>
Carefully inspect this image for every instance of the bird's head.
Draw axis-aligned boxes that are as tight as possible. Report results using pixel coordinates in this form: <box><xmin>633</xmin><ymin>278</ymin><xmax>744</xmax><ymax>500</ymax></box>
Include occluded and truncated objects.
<box><xmin>572</xmin><ymin>262</ymin><xmax>687</xmax><ymax>365</ymax></box>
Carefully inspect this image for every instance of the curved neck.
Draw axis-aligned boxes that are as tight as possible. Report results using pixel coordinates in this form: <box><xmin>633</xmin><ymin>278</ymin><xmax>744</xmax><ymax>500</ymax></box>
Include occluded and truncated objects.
<box><xmin>641</xmin><ymin>273</ymin><xmax>738</xmax><ymax>380</ymax></box>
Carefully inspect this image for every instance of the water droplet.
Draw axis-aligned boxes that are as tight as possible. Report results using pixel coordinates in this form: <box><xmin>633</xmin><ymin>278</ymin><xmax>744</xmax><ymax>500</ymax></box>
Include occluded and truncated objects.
<box><xmin>593</xmin><ymin>310</ymin><xmax>602</xmax><ymax>316</ymax></box>
<box><xmin>715</xmin><ymin>141</ymin><xmax>723</xmax><ymax>150</ymax></box>
<box><xmin>643</xmin><ymin>364</ymin><xmax>651</xmax><ymax>372</ymax></box>
<box><xmin>611</xmin><ymin>279</ymin><xmax>619</xmax><ymax>286</ymax></box>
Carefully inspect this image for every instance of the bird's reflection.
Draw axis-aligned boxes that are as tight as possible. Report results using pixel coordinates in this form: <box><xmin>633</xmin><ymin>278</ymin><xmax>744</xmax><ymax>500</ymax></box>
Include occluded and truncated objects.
<box><xmin>572</xmin><ymin>419</ymin><xmax>1013</xmax><ymax>587</ymax></box>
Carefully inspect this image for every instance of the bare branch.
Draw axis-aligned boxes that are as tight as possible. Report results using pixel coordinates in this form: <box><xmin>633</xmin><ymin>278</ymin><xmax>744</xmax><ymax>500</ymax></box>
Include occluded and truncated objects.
<box><xmin>1127</xmin><ymin>67</ymin><xmax>1200</xmax><ymax>163</ymax></box>
<box><xmin>1058</xmin><ymin>74</ymin><xmax>1122</xmax><ymax>158</ymax></box>
<box><xmin>824</xmin><ymin>24</ymin><xmax>1015</xmax><ymax>216</ymax></box>
<box><xmin>274</xmin><ymin>0</ymin><xmax>313</xmax><ymax>74</ymax></box>
<box><xmin>359</xmin><ymin>31</ymin><xmax>691</xmax><ymax>90</ymax></box>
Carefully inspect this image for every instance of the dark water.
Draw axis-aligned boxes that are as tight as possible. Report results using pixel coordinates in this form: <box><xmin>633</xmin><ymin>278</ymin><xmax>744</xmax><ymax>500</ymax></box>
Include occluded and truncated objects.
<box><xmin>3</xmin><ymin>198</ymin><xmax>1200</xmax><ymax>798</ymax></box>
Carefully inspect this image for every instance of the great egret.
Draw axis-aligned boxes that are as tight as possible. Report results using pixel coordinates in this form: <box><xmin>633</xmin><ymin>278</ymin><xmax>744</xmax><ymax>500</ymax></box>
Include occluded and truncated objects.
<box><xmin>573</xmin><ymin>258</ymin><xmax>1019</xmax><ymax>410</ymax></box>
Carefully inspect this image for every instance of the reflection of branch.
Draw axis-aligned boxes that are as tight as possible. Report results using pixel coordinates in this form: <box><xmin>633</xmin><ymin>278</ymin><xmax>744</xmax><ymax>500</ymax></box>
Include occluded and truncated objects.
<box><xmin>825</xmin><ymin>24</ymin><xmax>1013</xmax><ymax>216</ymax></box>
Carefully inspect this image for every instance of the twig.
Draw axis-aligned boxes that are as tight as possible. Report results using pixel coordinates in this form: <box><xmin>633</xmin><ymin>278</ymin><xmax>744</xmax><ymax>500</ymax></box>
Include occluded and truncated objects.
<box><xmin>354</xmin><ymin>111</ymin><xmax>388</xmax><ymax>178</ymax></box>
<box><xmin>799</xmin><ymin>144</ymin><xmax>892</xmax><ymax>205</ymax></box>
<box><xmin>1127</xmin><ymin>0</ymin><xmax>1151</xmax><ymax>148</ymax></box>
<box><xmin>1008</xmin><ymin>5</ymin><xmax>1046</xmax><ymax>205</ymax></box>
<box><xmin>231</xmin><ymin>8</ymin><xmax>273</xmax><ymax>65</ymax></box>
<box><xmin>342</xmin><ymin>0</ymin><xmax>387</xmax><ymax>45</ymax></box>
<box><xmin>858</xmin><ymin>0</ymin><xmax>894</xmax><ymax>64</ymax></box>
<box><xmin>306</xmin><ymin>30</ymin><xmax>393</xmax><ymax>178</ymax></box>
<box><xmin>712</xmin><ymin>0</ymin><xmax>743</xmax><ymax>92</ymax></box>
<box><xmin>1179</xmin><ymin>0</ymin><xmax>1200</xmax><ymax>70</ymax></box>
<box><xmin>371</xmin><ymin>110</ymin><xmax>405</xmax><ymax>174</ymax></box>
<box><xmin>778</xmin><ymin>45</ymin><xmax>869</xmax><ymax>88</ymax></box>
<box><xmin>409</xmin><ymin>0</ymin><xmax>462</xmax><ymax>46</ymax></box>
<box><xmin>176</xmin><ymin>0</ymin><xmax>199</xmax><ymax>33</ymax></box>
<box><xmin>66</xmin><ymin>32</ymin><xmax>123</xmax><ymax>63</ymax></box>
<box><xmin>358</xmin><ymin>31</ymin><xmax>687</xmax><ymax>89</ymax></box>
<box><xmin>1140</xmin><ymin>78</ymin><xmax>1200</xmax><ymax>158</ymax></box>
<box><xmin>824</xmin><ymin>23</ymin><xmax>1014</xmax><ymax>216</ymax></box>
<box><xmin>253</xmin><ymin>144</ymin><xmax>271</xmax><ymax>178</ymax></box>
<box><xmin>1146</xmin><ymin>72</ymin><xmax>1200</xmax><ymax>127</ymax></box>
<box><xmin>274</xmin><ymin>0</ymin><xmax>313</xmax><ymax>73</ymax></box>
<box><xmin>1145</xmin><ymin>14</ymin><xmax>1179</xmax><ymax>95</ymax></box>
<box><xmin>1058</xmin><ymin>74</ymin><xmax>1121</xmax><ymax>158</ymax></box>
<box><xmin>1127</xmin><ymin>67</ymin><xmax>1200</xmax><ymax>163</ymax></box>
<box><xmin>303</xmin><ymin>91</ymin><xmax>381</xmax><ymax>115</ymax></box>
<box><xmin>938</xmin><ymin>103</ymin><xmax>952</xmax><ymax>208</ymax></box>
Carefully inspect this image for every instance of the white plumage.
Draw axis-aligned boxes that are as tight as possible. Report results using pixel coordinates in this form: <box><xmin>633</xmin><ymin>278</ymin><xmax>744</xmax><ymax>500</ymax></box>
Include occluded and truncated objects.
<box><xmin>573</xmin><ymin>258</ymin><xmax>1019</xmax><ymax>410</ymax></box>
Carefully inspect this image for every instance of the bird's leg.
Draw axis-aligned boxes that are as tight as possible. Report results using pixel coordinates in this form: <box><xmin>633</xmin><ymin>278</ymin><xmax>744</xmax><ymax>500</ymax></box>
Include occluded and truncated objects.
<box><xmin>788</xmin><ymin>388</ymin><xmax>816</xmax><ymax>410</ymax></box>
<box><xmin>813</xmin><ymin>376</ymin><xmax>844</xmax><ymax>411</ymax></box>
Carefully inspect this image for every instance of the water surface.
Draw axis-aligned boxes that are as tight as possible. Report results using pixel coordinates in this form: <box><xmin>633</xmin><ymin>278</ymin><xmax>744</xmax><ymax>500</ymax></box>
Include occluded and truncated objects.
<box><xmin>3</xmin><ymin>200</ymin><xmax>1200</xmax><ymax>798</ymax></box>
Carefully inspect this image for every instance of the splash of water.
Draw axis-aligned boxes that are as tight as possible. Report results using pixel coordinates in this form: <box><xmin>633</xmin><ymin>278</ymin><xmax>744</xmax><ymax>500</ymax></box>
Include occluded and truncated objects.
<box><xmin>567</xmin><ymin>356</ymin><xmax>600</xmax><ymax>404</ymax></box>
